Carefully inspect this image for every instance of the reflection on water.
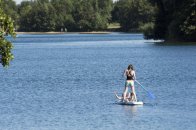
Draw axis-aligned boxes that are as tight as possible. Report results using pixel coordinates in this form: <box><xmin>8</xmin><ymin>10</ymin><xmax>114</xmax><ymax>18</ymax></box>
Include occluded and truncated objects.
<box><xmin>123</xmin><ymin>105</ymin><xmax>143</xmax><ymax>116</ymax></box>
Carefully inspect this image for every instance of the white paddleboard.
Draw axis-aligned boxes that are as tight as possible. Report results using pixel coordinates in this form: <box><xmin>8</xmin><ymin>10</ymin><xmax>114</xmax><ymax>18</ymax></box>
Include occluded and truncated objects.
<box><xmin>118</xmin><ymin>101</ymin><xmax>143</xmax><ymax>105</ymax></box>
<box><xmin>114</xmin><ymin>92</ymin><xmax>143</xmax><ymax>105</ymax></box>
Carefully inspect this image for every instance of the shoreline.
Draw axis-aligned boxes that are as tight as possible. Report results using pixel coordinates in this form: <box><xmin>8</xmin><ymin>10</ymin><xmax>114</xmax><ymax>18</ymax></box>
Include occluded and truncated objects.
<box><xmin>15</xmin><ymin>32</ymin><xmax>196</xmax><ymax>43</ymax></box>
<box><xmin>16</xmin><ymin>31</ymin><xmax>112</xmax><ymax>34</ymax></box>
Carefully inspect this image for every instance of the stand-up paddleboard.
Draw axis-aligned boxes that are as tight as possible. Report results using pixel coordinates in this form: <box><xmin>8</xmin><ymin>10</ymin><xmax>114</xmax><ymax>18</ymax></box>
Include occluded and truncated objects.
<box><xmin>114</xmin><ymin>92</ymin><xmax>143</xmax><ymax>105</ymax></box>
<box><xmin>117</xmin><ymin>100</ymin><xmax>143</xmax><ymax>105</ymax></box>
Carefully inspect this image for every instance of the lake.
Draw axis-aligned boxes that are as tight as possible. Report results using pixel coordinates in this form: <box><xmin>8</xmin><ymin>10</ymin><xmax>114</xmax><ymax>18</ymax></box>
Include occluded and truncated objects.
<box><xmin>0</xmin><ymin>33</ymin><xmax>196</xmax><ymax>130</ymax></box>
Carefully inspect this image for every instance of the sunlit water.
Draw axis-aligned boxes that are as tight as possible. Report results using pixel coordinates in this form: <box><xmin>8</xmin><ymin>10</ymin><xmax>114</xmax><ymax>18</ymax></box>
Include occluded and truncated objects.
<box><xmin>0</xmin><ymin>33</ymin><xmax>196</xmax><ymax>130</ymax></box>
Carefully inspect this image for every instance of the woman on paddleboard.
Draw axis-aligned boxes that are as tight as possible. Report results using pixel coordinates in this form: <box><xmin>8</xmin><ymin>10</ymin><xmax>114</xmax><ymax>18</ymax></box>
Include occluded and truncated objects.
<box><xmin>123</xmin><ymin>64</ymin><xmax>137</xmax><ymax>101</ymax></box>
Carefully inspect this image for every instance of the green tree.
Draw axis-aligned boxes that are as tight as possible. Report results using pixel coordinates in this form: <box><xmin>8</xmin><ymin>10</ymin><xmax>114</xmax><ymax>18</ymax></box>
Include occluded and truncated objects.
<box><xmin>0</xmin><ymin>0</ymin><xmax>18</xmax><ymax>24</ymax></box>
<box><xmin>72</xmin><ymin>0</ymin><xmax>94</xmax><ymax>31</ymax></box>
<box><xmin>112</xmin><ymin>0</ymin><xmax>155</xmax><ymax>32</ymax></box>
<box><xmin>18</xmin><ymin>1</ymin><xmax>33</xmax><ymax>31</ymax></box>
<box><xmin>0</xmin><ymin>0</ymin><xmax>16</xmax><ymax>67</ymax></box>
<box><xmin>13</xmin><ymin>0</ymin><xmax>113</xmax><ymax>32</ymax></box>
<box><xmin>72</xmin><ymin>0</ymin><xmax>112</xmax><ymax>31</ymax></box>
<box><xmin>51</xmin><ymin>0</ymin><xmax>74</xmax><ymax>31</ymax></box>
<box><xmin>97</xmin><ymin>0</ymin><xmax>113</xmax><ymax>29</ymax></box>
<box><xmin>18</xmin><ymin>0</ymin><xmax>56</xmax><ymax>31</ymax></box>
<box><xmin>150</xmin><ymin>0</ymin><xmax>196</xmax><ymax>41</ymax></box>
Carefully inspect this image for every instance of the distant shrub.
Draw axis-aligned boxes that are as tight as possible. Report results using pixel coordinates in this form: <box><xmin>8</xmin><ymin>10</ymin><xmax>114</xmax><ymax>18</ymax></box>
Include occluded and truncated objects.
<box><xmin>139</xmin><ymin>22</ymin><xmax>154</xmax><ymax>39</ymax></box>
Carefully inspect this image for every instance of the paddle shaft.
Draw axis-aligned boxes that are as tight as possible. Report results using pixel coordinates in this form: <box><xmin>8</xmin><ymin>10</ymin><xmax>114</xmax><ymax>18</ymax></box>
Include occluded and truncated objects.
<box><xmin>135</xmin><ymin>80</ymin><xmax>155</xmax><ymax>99</ymax></box>
<box><xmin>135</xmin><ymin>80</ymin><xmax>149</xmax><ymax>92</ymax></box>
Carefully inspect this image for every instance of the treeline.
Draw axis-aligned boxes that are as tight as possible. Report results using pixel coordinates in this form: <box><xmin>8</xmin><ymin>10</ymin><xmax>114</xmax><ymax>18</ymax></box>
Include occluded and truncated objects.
<box><xmin>0</xmin><ymin>0</ymin><xmax>112</xmax><ymax>32</ymax></box>
<box><xmin>112</xmin><ymin>0</ymin><xmax>195</xmax><ymax>41</ymax></box>
<box><xmin>0</xmin><ymin>0</ymin><xmax>195</xmax><ymax>42</ymax></box>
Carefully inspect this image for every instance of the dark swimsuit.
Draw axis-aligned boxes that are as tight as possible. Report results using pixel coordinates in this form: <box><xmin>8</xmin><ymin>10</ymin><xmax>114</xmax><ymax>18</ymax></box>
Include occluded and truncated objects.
<box><xmin>127</xmin><ymin>71</ymin><xmax>134</xmax><ymax>80</ymax></box>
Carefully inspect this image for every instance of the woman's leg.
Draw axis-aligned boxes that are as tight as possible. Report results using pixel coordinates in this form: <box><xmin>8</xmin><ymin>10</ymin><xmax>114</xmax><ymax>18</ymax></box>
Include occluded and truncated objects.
<box><xmin>123</xmin><ymin>86</ymin><xmax>128</xmax><ymax>100</ymax></box>
<box><xmin>131</xmin><ymin>83</ymin><xmax>137</xmax><ymax>101</ymax></box>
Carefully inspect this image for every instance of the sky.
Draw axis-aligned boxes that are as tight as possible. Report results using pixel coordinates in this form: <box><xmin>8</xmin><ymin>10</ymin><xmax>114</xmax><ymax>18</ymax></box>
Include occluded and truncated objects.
<box><xmin>14</xmin><ymin>0</ymin><xmax>23</xmax><ymax>4</ymax></box>
<box><xmin>14</xmin><ymin>0</ymin><xmax>118</xmax><ymax>4</ymax></box>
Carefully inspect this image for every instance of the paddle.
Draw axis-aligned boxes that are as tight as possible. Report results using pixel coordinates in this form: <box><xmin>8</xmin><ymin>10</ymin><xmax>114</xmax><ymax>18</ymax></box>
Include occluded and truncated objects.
<box><xmin>135</xmin><ymin>80</ymin><xmax>155</xmax><ymax>99</ymax></box>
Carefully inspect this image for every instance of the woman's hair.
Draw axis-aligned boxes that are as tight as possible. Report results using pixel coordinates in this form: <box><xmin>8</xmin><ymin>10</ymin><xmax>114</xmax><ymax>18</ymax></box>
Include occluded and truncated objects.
<box><xmin>127</xmin><ymin>64</ymin><xmax>134</xmax><ymax>70</ymax></box>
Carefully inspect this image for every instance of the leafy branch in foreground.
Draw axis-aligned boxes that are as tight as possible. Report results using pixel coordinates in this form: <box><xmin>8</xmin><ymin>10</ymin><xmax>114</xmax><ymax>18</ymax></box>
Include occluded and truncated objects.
<box><xmin>0</xmin><ymin>8</ymin><xmax>16</xmax><ymax>67</ymax></box>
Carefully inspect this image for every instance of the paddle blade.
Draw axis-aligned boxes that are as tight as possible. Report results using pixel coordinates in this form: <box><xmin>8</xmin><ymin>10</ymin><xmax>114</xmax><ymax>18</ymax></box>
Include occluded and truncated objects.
<box><xmin>148</xmin><ymin>92</ymin><xmax>155</xmax><ymax>99</ymax></box>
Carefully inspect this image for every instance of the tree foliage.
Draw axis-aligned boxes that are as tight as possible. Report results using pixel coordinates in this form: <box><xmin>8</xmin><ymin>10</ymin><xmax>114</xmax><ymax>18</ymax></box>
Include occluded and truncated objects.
<box><xmin>0</xmin><ymin>0</ymin><xmax>18</xmax><ymax>25</ymax></box>
<box><xmin>0</xmin><ymin>0</ymin><xmax>195</xmax><ymax>42</ymax></box>
<box><xmin>72</xmin><ymin>0</ymin><xmax>112</xmax><ymax>31</ymax></box>
<box><xmin>112</xmin><ymin>0</ymin><xmax>155</xmax><ymax>32</ymax></box>
<box><xmin>17</xmin><ymin>0</ymin><xmax>112</xmax><ymax>32</ymax></box>
<box><xmin>0</xmin><ymin>0</ymin><xmax>16</xmax><ymax>67</ymax></box>
<box><xmin>19</xmin><ymin>0</ymin><xmax>56</xmax><ymax>31</ymax></box>
<box><xmin>51</xmin><ymin>0</ymin><xmax>74</xmax><ymax>31</ymax></box>
<box><xmin>150</xmin><ymin>0</ymin><xmax>196</xmax><ymax>41</ymax></box>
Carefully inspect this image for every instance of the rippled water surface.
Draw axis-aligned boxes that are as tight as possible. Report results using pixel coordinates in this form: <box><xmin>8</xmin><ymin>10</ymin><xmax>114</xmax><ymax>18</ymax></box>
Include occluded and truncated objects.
<box><xmin>0</xmin><ymin>33</ymin><xmax>196</xmax><ymax>130</ymax></box>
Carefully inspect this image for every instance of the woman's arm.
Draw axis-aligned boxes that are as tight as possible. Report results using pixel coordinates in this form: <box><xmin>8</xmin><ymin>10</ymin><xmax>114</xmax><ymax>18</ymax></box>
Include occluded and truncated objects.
<box><xmin>133</xmin><ymin>71</ymin><xmax>136</xmax><ymax>80</ymax></box>
<box><xmin>123</xmin><ymin>69</ymin><xmax>127</xmax><ymax>78</ymax></box>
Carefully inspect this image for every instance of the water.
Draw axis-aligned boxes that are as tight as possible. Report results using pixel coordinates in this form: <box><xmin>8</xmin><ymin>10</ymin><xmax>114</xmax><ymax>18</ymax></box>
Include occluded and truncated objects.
<box><xmin>0</xmin><ymin>33</ymin><xmax>196</xmax><ymax>130</ymax></box>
